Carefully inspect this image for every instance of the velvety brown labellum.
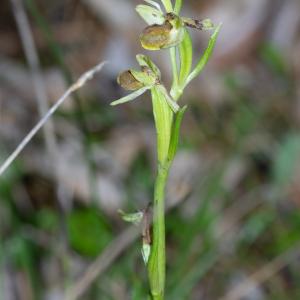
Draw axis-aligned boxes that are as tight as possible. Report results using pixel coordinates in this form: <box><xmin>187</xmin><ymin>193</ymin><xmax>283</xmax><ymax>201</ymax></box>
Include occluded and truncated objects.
<box><xmin>117</xmin><ymin>70</ymin><xmax>144</xmax><ymax>91</ymax></box>
<box><xmin>140</xmin><ymin>22</ymin><xmax>173</xmax><ymax>50</ymax></box>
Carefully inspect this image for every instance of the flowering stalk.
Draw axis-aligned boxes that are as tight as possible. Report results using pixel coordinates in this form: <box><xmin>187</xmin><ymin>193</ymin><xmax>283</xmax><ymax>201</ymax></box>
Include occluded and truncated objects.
<box><xmin>111</xmin><ymin>1</ymin><xmax>221</xmax><ymax>298</ymax></box>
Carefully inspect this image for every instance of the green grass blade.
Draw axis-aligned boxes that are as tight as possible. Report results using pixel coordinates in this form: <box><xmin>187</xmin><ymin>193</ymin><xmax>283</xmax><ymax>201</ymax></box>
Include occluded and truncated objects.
<box><xmin>179</xmin><ymin>30</ymin><xmax>193</xmax><ymax>87</ymax></box>
<box><xmin>184</xmin><ymin>24</ymin><xmax>221</xmax><ymax>88</ymax></box>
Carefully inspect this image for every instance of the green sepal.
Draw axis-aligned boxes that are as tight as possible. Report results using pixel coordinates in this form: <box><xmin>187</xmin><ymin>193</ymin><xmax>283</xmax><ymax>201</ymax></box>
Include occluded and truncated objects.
<box><xmin>136</xmin><ymin>54</ymin><xmax>161</xmax><ymax>79</ymax></box>
<box><xmin>110</xmin><ymin>87</ymin><xmax>150</xmax><ymax>106</ymax></box>
<box><xmin>136</xmin><ymin>4</ymin><xmax>164</xmax><ymax>25</ymax></box>
<box><xmin>131</xmin><ymin>69</ymin><xmax>157</xmax><ymax>87</ymax></box>
<box><xmin>168</xmin><ymin>105</ymin><xmax>187</xmax><ymax>163</ymax></box>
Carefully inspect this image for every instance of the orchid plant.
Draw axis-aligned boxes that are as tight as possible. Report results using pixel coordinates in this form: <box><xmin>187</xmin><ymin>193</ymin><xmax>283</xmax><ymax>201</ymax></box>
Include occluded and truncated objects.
<box><xmin>111</xmin><ymin>0</ymin><xmax>221</xmax><ymax>299</ymax></box>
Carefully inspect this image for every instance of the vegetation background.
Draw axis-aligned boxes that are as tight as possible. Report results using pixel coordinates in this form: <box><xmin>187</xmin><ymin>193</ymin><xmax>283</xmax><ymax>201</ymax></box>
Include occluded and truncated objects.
<box><xmin>1</xmin><ymin>0</ymin><xmax>300</xmax><ymax>299</ymax></box>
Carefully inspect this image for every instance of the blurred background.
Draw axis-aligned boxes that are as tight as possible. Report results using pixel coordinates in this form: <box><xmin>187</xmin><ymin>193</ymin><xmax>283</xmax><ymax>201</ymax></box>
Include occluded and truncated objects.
<box><xmin>1</xmin><ymin>0</ymin><xmax>300</xmax><ymax>299</ymax></box>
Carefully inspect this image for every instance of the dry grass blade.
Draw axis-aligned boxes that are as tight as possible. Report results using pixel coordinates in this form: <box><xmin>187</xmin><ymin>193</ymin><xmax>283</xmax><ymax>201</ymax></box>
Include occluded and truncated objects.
<box><xmin>0</xmin><ymin>61</ymin><xmax>107</xmax><ymax>176</ymax></box>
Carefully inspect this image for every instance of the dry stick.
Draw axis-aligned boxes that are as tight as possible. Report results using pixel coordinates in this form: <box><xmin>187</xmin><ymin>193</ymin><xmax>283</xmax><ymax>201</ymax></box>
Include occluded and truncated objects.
<box><xmin>220</xmin><ymin>241</ymin><xmax>300</xmax><ymax>300</ymax></box>
<box><xmin>0</xmin><ymin>61</ymin><xmax>107</xmax><ymax>177</ymax></box>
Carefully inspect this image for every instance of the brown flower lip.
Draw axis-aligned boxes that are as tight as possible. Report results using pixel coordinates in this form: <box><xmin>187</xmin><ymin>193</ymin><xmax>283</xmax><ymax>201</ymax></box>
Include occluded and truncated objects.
<box><xmin>140</xmin><ymin>22</ymin><xmax>173</xmax><ymax>50</ymax></box>
<box><xmin>117</xmin><ymin>70</ymin><xmax>144</xmax><ymax>91</ymax></box>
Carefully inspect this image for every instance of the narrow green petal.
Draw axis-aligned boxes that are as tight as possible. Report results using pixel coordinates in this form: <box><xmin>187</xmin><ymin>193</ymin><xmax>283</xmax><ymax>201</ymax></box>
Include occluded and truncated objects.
<box><xmin>110</xmin><ymin>87</ymin><xmax>149</xmax><ymax>106</ymax></box>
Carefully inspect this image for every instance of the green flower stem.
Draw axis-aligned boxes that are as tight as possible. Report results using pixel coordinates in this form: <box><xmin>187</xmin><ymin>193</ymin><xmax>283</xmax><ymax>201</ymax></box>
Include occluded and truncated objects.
<box><xmin>148</xmin><ymin>162</ymin><xmax>170</xmax><ymax>300</ymax></box>
<box><xmin>148</xmin><ymin>86</ymin><xmax>174</xmax><ymax>300</ymax></box>
<box><xmin>170</xmin><ymin>85</ymin><xmax>183</xmax><ymax>102</ymax></box>
<box><xmin>170</xmin><ymin>47</ymin><xmax>179</xmax><ymax>94</ymax></box>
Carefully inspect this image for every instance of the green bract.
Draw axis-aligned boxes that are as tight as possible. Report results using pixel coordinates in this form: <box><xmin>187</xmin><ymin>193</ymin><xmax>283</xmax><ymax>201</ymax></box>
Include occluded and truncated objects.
<box><xmin>136</xmin><ymin>4</ymin><xmax>164</xmax><ymax>25</ymax></box>
<box><xmin>142</xmin><ymin>244</ymin><xmax>151</xmax><ymax>264</ymax></box>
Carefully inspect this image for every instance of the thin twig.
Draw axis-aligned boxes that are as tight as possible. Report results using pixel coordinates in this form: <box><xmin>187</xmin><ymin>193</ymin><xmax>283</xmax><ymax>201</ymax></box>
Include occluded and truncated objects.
<box><xmin>0</xmin><ymin>61</ymin><xmax>107</xmax><ymax>177</ymax></box>
<box><xmin>220</xmin><ymin>242</ymin><xmax>300</xmax><ymax>300</ymax></box>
